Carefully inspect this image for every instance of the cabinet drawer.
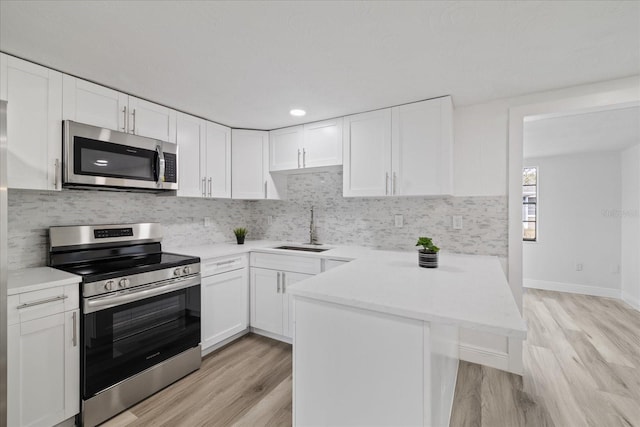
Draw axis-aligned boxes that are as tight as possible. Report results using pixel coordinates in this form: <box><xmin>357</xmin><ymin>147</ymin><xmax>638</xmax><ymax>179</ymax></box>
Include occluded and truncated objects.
<box><xmin>7</xmin><ymin>284</ymin><xmax>79</xmax><ymax>325</ymax></box>
<box><xmin>250</xmin><ymin>252</ymin><xmax>321</xmax><ymax>275</ymax></box>
<box><xmin>202</xmin><ymin>254</ymin><xmax>247</xmax><ymax>277</ymax></box>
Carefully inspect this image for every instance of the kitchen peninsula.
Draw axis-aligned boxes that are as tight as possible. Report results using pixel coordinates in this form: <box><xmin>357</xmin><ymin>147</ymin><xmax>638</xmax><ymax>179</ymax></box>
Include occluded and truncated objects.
<box><xmin>286</xmin><ymin>249</ymin><xmax>526</xmax><ymax>426</ymax></box>
<box><xmin>171</xmin><ymin>241</ymin><xmax>526</xmax><ymax>427</ymax></box>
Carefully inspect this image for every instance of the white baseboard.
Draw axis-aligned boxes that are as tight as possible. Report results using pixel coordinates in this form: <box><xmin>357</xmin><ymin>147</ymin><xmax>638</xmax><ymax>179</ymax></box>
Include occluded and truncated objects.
<box><xmin>250</xmin><ymin>327</ymin><xmax>293</xmax><ymax>344</ymax></box>
<box><xmin>459</xmin><ymin>343</ymin><xmax>509</xmax><ymax>372</ymax></box>
<box><xmin>202</xmin><ymin>329</ymin><xmax>250</xmax><ymax>357</ymax></box>
<box><xmin>622</xmin><ymin>291</ymin><xmax>640</xmax><ymax>311</ymax></box>
<box><xmin>524</xmin><ymin>279</ymin><xmax>621</xmax><ymax>299</ymax></box>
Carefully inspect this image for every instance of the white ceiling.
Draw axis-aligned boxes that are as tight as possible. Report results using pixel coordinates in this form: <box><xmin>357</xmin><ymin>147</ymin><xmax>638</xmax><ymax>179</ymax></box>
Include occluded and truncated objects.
<box><xmin>523</xmin><ymin>106</ymin><xmax>640</xmax><ymax>159</ymax></box>
<box><xmin>1</xmin><ymin>1</ymin><xmax>639</xmax><ymax>129</ymax></box>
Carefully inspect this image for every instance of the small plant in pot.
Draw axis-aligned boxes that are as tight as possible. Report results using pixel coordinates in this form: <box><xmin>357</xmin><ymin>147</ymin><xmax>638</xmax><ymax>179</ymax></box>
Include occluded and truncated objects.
<box><xmin>233</xmin><ymin>227</ymin><xmax>247</xmax><ymax>245</ymax></box>
<box><xmin>416</xmin><ymin>237</ymin><xmax>440</xmax><ymax>268</ymax></box>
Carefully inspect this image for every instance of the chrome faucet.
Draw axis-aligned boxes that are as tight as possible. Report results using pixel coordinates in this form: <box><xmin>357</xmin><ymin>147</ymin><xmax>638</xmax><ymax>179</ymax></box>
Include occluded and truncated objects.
<box><xmin>309</xmin><ymin>205</ymin><xmax>318</xmax><ymax>245</ymax></box>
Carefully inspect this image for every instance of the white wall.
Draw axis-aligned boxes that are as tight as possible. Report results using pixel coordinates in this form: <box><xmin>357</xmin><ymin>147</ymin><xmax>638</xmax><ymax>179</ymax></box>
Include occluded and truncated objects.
<box><xmin>523</xmin><ymin>151</ymin><xmax>622</xmax><ymax>297</ymax></box>
<box><xmin>621</xmin><ymin>144</ymin><xmax>640</xmax><ymax>310</ymax></box>
<box><xmin>453</xmin><ymin>76</ymin><xmax>640</xmax><ymax>197</ymax></box>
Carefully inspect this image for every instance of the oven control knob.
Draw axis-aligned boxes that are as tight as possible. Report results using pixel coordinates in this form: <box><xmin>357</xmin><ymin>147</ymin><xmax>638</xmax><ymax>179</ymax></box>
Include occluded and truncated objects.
<box><xmin>104</xmin><ymin>280</ymin><xmax>115</xmax><ymax>291</ymax></box>
<box><xmin>183</xmin><ymin>266</ymin><xmax>191</xmax><ymax>275</ymax></box>
<box><xmin>174</xmin><ymin>268</ymin><xmax>182</xmax><ymax>277</ymax></box>
<box><xmin>119</xmin><ymin>278</ymin><xmax>130</xmax><ymax>288</ymax></box>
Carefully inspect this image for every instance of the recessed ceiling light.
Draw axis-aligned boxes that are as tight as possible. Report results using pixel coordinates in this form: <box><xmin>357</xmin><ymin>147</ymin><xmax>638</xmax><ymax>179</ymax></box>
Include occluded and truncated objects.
<box><xmin>290</xmin><ymin>109</ymin><xmax>306</xmax><ymax>117</ymax></box>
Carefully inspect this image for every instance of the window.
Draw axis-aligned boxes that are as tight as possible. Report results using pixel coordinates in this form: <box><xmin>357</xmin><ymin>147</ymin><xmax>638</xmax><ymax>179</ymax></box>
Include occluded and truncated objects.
<box><xmin>522</xmin><ymin>167</ymin><xmax>537</xmax><ymax>241</ymax></box>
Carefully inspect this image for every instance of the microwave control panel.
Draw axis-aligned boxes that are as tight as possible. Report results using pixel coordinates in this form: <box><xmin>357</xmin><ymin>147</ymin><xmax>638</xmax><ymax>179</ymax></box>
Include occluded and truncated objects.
<box><xmin>164</xmin><ymin>153</ymin><xmax>177</xmax><ymax>183</ymax></box>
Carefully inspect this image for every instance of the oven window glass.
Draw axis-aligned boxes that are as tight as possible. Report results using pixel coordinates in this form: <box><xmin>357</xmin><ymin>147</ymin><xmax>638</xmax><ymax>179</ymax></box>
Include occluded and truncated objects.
<box><xmin>83</xmin><ymin>286</ymin><xmax>200</xmax><ymax>398</ymax></box>
<box><xmin>74</xmin><ymin>136</ymin><xmax>156</xmax><ymax>181</ymax></box>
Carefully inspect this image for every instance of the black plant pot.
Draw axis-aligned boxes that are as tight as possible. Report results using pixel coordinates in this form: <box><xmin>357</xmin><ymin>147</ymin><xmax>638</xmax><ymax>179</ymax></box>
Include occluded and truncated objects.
<box><xmin>236</xmin><ymin>235</ymin><xmax>245</xmax><ymax>245</ymax></box>
<box><xmin>418</xmin><ymin>250</ymin><xmax>438</xmax><ymax>268</ymax></box>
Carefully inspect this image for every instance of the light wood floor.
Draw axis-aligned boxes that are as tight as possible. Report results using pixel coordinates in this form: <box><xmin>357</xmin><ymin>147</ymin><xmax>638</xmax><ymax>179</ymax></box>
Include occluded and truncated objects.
<box><xmin>103</xmin><ymin>289</ymin><xmax>640</xmax><ymax>427</ymax></box>
<box><xmin>451</xmin><ymin>289</ymin><xmax>640</xmax><ymax>427</ymax></box>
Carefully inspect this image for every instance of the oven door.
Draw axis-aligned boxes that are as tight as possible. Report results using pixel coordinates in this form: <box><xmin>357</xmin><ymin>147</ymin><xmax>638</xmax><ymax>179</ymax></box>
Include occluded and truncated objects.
<box><xmin>63</xmin><ymin>120</ymin><xmax>178</xmax><ymax>190</ymax></box>
<box><xmin>82</xmin><ymin>277</ymin><xmax>200</xmax><ymax>399</ymax></box>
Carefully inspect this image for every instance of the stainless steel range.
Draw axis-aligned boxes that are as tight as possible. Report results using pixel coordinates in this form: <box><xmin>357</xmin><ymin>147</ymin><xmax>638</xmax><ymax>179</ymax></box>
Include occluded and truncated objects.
<box><xmin>48</xmin><ymin>223</ymin><xmax>201</xmax><ymax>427</ymax></box>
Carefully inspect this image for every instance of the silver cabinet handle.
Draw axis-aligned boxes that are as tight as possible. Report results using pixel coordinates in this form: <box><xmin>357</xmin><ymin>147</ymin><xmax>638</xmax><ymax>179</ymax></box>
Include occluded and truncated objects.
<box><xmin>282</xmin><ymin>272</ymin><xmax>286</xmax><ymax>293</ymax></box>
<box><xmin>277</xmin><ymin>272</ymin><xmax>281</xmax><ymax>293</ymax></box>
<box><xmin>17</xmin><ymin>295</ymin><xmax>67</xmax><ymax>310</ymax></box>
<box><xmin>385</xmin><ymin>172</ymin><xmax>389</xmax><ymax>195</ymax></box>
<box><xmin>208</xmin><ymin>177</ymin><xmax>212</xmax><ymax>197</ymax></box>
<box><xmin>131</xmin><ymin>109</ymin><xmax>137</xmax><ymax>134</ymax></box>
<box><xmin>122</xmin><ymin>106</ymin><xmax>127</xmax><ymax>131</ymax></box>
<box><xmin>297</xmin><ymin>149</ymin><xmax>301</xmax><ymax>168</ymax></box>
<box><xmin>202</xmin><ymin>177</ymin><xmax>206</xmax><ymax>197</ymax></box>
<box><xmin>215</xmin><ymin>258</ymin><xmax>240</xmax><ymax>266</ymax></box>
<box><xmin>303</xmin><ymin>149</ymin><xmax>306</xmax><ymax>168</ymax></box>
<box><xmin>264</xmin><ymin>180</ymin><xmax>268</xmax><ymax>199</ymax></box>
<box><xmin>54</xmin><ymin>158</ymin><xmax>60</xmax><ymax>189</ymax></box>
<box><xmin>72</xmin><ymin>311</ymin><xmax>77</xmax><ymax>347</ymax></box>
<box><xmin>393</xmin><ymin>172</ymin><xmax>397</xmax><ymax>195</ymax></box>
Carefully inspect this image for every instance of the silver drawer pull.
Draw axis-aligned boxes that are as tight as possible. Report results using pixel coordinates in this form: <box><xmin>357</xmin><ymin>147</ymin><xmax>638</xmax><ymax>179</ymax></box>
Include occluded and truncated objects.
<box><xmin>17</xmin><ymin>295</ymin><xmax>68</xmax><ymax>309</ymax></box>
<box><xmin>216</xmin><ymin>259</ymin><xmax>240</xmax><ymax>266</ymax></box>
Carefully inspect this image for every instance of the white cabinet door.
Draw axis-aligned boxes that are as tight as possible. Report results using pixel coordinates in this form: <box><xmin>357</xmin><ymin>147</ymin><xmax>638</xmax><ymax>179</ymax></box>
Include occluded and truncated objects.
<box><xmin>202</xmin><ymin>268</ymin><xmax>248</xmax><ymax>349</ymax></box>
<box><xmin>250</xmin><ymin>268</ymin><xmax>284</xmax><ymax>335</ymax></box>
<box><xmin>128</xmin><ymin>96</ymin><xmax>177</xmax><ymax>143</ymax></box>
<box><xmin>392</xmin><ymin>97</ymin><xmax>453</xmax><ymax>196</ymax></box>
<box><xmin>204</xmin><ymin>121</ymin><xmax>232</xmax><ymax>198</ymax></box>
<box><xmin>303</xmin><ymin>118</ymin><xmax>343</xmax><ymax>168</ymax></box>
<box><xmin>176</xmin><ymin>112</ymin><xmax>205</xmax><ymax>198</ymax></box>
<box><xmin>8</xmin><ymin>310</ymin><xmax>79</xmax><ymax>427</ymax></box>
<box><xmin>62</xmin><ymin>75</ymin><xmax>128</xmax><ymax>132</ymax></box>
<box><xmin>343</xmin><ymin>109</ymin><xmax>392</xmax><ymax>197</ymax></box>
<box><xmin>0</xmin><ymin>53</ymin><xmax>63</xmax><ymax>191</ymax></box>
<box><xmin>269</xmin><ymin>125</ymin><xmax>303</xmax><ymax>171</ymax></box>
<box><xmin>283</xmin><ymin>271</ymin><xmax>313</xmax><ymax>338</ymax></box>
<box><xmin>232</xmin><ymin>129</ymin><xmax>267</xmax><ymax>199</ymax></box>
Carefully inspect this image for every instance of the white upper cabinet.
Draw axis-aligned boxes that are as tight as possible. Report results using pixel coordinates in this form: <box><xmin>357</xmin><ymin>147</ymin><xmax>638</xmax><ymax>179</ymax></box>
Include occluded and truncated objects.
<box><xmin>343</xmin><ymin>109</ymin><xmax>392</xmax><ymax>197</ymax></box>
<box><xmin>302</xmin><ymin>118</ymin><xmax>343</xmax><ymax>169</ymax></box>
<box><xmin>232</xmin><ymin>129</ymin><xmax>285</xmax><ymax>200</ymax></box>
<box><xmin>62</xmin><ymin>75</ymin><xmax>176</xmax><ymax>143</ymax></box>
<box><xmin>270</xmin><ymin>125</ymin><xmax>304</xmax><ymax>171</ymax></box>
<box><xmin>204</xmin><ymin>121</ymin><xmax>232</xmax><ymax>198</ymax></box>
<box><xmin>343</xmin><ymin>97</ymin><xmax>453</xmax><ymax>197</ymax></box>
<box><xmin>0</xmin><ymin>53</ymin><xmax>63</xmax><ymax>191</ymax></box>
<box><xmin>127</xmin><ymin>96</ymin><xmax>177</xmax><ymax>143</ymax></box>
<box><xmin>392</xmin><ymin>97</ymin><xmax>453</xmax><ymax>196</ymax></box>
<box><xmin>269</xmin><ymin>118</ymin><xmax>343</xmax><ymax>172</ymax></box>
<box><xmin>176</xmin><ymin>115</ymin><xmax>231</xmax><ymax>199</ymax></box>
<box><xmin>176</xmin><ymin>112</ymin><xmax>205</xmax><ymax>198</ymax></box>
<box><xmin>62</xmin><ymin>75</ymin><xmax>128</xmax><ymax>131</ymax></box>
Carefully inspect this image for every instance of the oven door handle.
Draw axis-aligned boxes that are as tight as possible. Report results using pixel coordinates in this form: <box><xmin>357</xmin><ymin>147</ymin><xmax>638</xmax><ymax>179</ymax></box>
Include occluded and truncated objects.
<box><xmin>84</xmin><ymin>276</ymin><xmax>200</xmax><ymax>314</ymax></box>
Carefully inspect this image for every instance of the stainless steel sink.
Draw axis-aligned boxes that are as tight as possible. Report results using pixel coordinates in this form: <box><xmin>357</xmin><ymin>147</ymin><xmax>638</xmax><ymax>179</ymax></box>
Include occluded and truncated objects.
<box><xmin>273</xmin><ymin>245</ymin><xmax>330</xmax><ymax>253</ymax></box>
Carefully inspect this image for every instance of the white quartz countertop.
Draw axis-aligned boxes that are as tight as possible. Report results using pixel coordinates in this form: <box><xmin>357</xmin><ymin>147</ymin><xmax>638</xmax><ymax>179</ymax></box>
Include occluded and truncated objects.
<box><xmin>167</xmin><ymin>241</ymin><xmax>526</xmax><ymax>339</ymax></box>
<box><xmin>8</xmin><ymin>267</ymin><xmax>81</xmax><ymax>295</ymax></box>
<box><xmin>289</xmin><ymin>251</ymin><xmax>527</xmax><ymax>339</ymax></box>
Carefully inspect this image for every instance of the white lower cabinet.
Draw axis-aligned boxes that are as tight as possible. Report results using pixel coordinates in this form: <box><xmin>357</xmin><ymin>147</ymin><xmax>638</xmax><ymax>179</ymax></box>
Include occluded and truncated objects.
<box><xmin>249</xmin><ymin>252</ymin><xmax>320</xmax><ymax>340</ymax></box>
<box><xmin>7</xmin><ymin>285</ymin><xmax>79</xmax><ymax>427</ymax></box>
<box><xmin>201</xmin><ymin>255</ymin><xmax>249</xmax><ymax>352</ymax></box>
<box><xmin>250</xmin><ymin>268</ymin><xmax>312</xmax><ymax>339</ymax></box>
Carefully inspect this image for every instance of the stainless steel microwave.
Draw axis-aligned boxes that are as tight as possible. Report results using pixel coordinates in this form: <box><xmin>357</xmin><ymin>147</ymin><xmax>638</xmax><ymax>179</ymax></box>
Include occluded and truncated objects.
<box><xmin>63</xmin><ymin>120</ymin><xmax>178</xmax><ymax>191</ymax></box>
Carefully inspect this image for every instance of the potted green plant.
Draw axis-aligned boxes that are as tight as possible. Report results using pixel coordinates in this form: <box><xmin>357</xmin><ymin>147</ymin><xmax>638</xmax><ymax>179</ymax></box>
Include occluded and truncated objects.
<box><xmin>233</xmin><ymin>227</ymin><xmax>247</xmax><ymax>245</ymax></box>
<box><xmin>415</xmin><ymin>237</ymin><xmax>440</xmax><ymax>268</ymax></box>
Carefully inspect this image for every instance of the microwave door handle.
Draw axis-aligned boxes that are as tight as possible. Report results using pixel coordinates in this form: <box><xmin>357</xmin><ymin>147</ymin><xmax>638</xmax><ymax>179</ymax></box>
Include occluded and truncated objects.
<box><xmin>156</xmin><ymin>145</ymin><xmax>165</xmax><ymax>185</ymax></box>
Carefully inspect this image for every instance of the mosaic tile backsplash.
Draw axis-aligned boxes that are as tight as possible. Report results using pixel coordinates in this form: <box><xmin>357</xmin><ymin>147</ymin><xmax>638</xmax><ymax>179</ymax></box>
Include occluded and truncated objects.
<box><xmin>7</xmin><ymin>171</ymin><xmax>507</xmax><ymax>269</ymax></box>
<box><xmin>7</xmin><ymin>189</ymin><xmax>251</xmax><ymax>269</ymax></box>
<box><xmin>250</xmin><ymin>171</ymin><xmax>508</xmax><ymax>256</ymax></box>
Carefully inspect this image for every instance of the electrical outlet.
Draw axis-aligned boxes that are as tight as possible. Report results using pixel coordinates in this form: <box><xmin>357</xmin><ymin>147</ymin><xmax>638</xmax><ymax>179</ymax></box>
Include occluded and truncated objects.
<box><xmin>395</xmin><ymin>214</ymin><xmax>403</xmax><ymax>227</ymax></box>
<box><xmin>576</xmin><ymin>263</ymin><xmax>583</xmax><ymax>271</ymax></box>
<box><xmin>267</xmin><ymin>215</ymin><xmax>273</xmax><ymax>225</ymax></box>
<box><xmin>452</xmin><ymin>216</ymin><xmax>463</xmax><ymax>230</ymax></box>
<box><xmin>204</xmin><ymin>217</ymin><xmax>212</xmax><ymax>227</ymax></box>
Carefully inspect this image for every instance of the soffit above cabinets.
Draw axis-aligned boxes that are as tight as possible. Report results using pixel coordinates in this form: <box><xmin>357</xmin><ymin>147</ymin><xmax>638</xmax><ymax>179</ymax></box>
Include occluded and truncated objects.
<box><xmin>1</xmin><ymin>1</ymin><xmax>638</xmax><ymax>129</ymax></box>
